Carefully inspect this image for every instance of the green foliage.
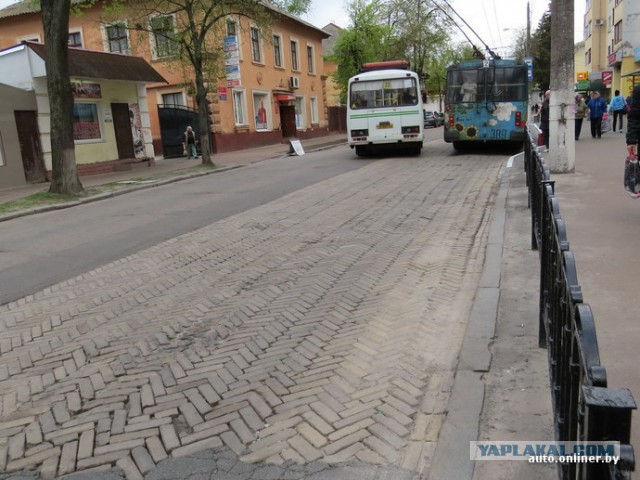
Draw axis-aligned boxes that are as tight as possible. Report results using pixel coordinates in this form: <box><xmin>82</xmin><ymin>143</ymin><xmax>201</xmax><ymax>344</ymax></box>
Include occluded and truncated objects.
<box><xmin>424</xmin><ymin>43</ymin><xmax>475</xmax><ymax>107</ymax></box>
<box><xmin>330</xmin><ymin>0</ymin><xmax>393</xmax><ymax>103</ymax></box>
<box><xmin>530</xmin><ymin>6</ymin><xmax>551</xmax><ymax>91</ymax></box>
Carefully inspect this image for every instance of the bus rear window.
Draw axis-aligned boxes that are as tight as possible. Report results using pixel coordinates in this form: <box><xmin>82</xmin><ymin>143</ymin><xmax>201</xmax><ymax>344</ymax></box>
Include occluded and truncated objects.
<box><xmin>350</xmin><ymin>78</ymin><xmax>418</xmax><ymax>109</ymax></box>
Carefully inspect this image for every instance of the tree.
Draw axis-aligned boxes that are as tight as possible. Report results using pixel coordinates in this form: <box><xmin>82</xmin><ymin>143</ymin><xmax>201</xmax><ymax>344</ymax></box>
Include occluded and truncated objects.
<box><xmin>424</xmin><ymin>43</ymin><xmax>475</xmax><ymax>110</ymax></box>
<box><xmin>329</xmin><ymin>0</ymin><xmax>392</xmax><ymax>103</ymax></box>
<box><xmin>530</xmin><ymin>7</ymin><xmax>551</xmax><ymax>91</ymax></box>
<box><xmin>106</xmin><ymin>0</ymin><xmax>309</xmax><ymax>166</ymax></box>
<box><xmin>41</xmin><ymin>0</ymin><xmax>84</xmax><ymax>194</ymax></box>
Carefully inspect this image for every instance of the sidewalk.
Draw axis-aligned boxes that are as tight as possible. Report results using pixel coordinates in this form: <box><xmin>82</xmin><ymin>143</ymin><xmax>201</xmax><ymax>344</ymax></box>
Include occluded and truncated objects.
<box><xmin>549</xmin><ymin>130</ymin><xmax>640</xmax><ymax>450</ymax></box>
<box><xmin>0</xmin><ymin>134</ymin><xmax>347</xmax><ymax>210</ymax></box>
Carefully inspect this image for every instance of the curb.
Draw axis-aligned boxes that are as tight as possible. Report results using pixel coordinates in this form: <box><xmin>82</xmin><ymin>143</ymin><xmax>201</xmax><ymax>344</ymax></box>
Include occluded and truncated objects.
<box><xmin>0</xmin><ymin>139</ymin><xmax>347</xmax><ymax>223</ymax></box>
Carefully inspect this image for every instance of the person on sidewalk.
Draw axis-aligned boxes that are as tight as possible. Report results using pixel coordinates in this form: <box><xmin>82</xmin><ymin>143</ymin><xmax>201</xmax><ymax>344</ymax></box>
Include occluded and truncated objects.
<box><xmin>183</xmin><ymin>126</ymin><xmax>198</xmax><ymax>159</ymax></box>
<box><xmin>575</xmin><ymin>94</ymin><xmax>587</xmax><ymax>141</ymax></box>
<box><xmin>609</xmin><ymin>89</ymin><xmax>627</xmax><ymax>133</ymax></box>
<box><xmin>626</xmin><ymin>84</ymin><xmax>640</xmax><ymax>158</ymax></box>
<box><xmin>587</xmin><ymin>91</ymin><xmax>607</xmax><ymax>138</ymax></box>
<box><xmin>540</xmin><ymin>90</ymin><xmax>550</xmax><ymax>150</ymax></box>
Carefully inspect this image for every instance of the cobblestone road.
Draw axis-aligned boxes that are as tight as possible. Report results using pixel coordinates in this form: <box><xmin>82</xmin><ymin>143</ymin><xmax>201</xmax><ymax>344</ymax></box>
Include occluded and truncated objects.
<box><xmin>0</xmin><ymin>148</ymin><xmax>504</xmax><ymax>479</ymax></box>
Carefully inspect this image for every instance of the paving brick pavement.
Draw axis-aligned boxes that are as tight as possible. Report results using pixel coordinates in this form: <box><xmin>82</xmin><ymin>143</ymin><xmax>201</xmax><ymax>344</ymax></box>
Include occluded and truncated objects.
<box><xmin>0</xmin><ymin>143</ymin><xmax>506</xmax><ymax>479</ymax></box>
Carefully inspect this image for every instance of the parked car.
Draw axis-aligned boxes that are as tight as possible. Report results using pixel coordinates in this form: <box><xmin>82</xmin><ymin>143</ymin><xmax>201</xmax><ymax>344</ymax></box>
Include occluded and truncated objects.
<box><xmin>436</xmin><ymin>112</ymin><xmax>445</xmax><ymax>126</ymax></box>
<box><xmin>423</xmin><ymin>110</ymin><xmax>439</xmax><ymax>128</ymax></box>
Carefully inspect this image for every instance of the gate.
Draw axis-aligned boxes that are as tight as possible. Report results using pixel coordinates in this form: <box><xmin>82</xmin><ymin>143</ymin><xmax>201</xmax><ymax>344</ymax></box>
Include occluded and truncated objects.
<box><xmin>327</xmin><ymin>106</ymin><xmax>347</xmax><ymax>132</ymax></box>
<box><xmin>158</xmin><ymin>104</ymin><xmax>201</xmax><ymax>158</ymax></box>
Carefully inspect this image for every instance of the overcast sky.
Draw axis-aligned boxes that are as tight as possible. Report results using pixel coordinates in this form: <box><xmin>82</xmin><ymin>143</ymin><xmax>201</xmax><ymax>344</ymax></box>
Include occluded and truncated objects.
<box><xmin>0</xmin><ymin>0</ymin><xmax>585</xmax><ymax>51</ymax></box>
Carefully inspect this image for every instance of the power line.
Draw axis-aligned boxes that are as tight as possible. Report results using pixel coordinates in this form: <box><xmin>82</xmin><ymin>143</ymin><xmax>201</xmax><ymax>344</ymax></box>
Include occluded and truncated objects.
<box><xmin>439</xmin><ymin>0</ymin><xmax>501</xmax><ymax>59</ymax></box>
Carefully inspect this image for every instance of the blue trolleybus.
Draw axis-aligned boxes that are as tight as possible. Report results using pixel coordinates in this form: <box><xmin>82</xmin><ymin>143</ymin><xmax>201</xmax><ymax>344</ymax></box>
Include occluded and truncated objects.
<box><xmin>443</xmin><ymin>58</ymin><xmax>528</xmax><ymax>149</ymax></box>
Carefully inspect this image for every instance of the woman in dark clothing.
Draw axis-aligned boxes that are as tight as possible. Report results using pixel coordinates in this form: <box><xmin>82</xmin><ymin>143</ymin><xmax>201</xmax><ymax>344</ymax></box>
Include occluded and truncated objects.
<box><xmin>627</xmin><ymin>84</ymin><xmax>640</xmax><ymax>159</ymax></box>
<box><xmin>540</xmin><ymin>90</ymin><xmax>550</xmax><ymax>149</ymax></box>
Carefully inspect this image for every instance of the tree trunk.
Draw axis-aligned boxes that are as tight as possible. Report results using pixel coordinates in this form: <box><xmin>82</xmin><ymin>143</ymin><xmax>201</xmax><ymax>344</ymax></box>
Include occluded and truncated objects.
<box><xmin>41</xmin><ymin>0</ymin><xmax>83</xmax><ymax>194</ymax></box>
<box><xmin>194</xmin><ymin>55</ymin><xmax>215</xmax><ymax>166</ymax></box>
<box><xmin>548</xmin><ymin>0</ymin><xmax>574</xmax><ymax>173</ymax></box>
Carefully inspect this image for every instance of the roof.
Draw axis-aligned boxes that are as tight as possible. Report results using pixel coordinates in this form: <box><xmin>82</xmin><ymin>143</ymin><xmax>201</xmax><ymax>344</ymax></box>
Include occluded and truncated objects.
<box><xmin>25</xmin><ymin>42</ymin><xmax>167</xmax><ymax>84</ymax></box>
<box><xmin>0</xmin><ymin>0</ymin><xmax>85</xmax><ymax>19</ymax></box>
<box><xmin>0</xmin><ymin>0</ymin><xmax>330</xmax><ymax>38</ymax></box>
<box><xmin>621</xmin><ymin>69</ymin><xmax>640</xmax><ymax>78</ymax></box>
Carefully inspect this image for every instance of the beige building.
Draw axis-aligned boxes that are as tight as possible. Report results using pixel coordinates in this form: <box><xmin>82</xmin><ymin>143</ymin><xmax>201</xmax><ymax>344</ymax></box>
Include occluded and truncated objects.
<box><xmin>0</xmin><ymin>0</ymin><xmax>331</xmax><ymax>160</ymax></box>
<box><xmin>580</xmin><ymin>0</ymin><xmax>640</xmax><ymax>98</ymax></box>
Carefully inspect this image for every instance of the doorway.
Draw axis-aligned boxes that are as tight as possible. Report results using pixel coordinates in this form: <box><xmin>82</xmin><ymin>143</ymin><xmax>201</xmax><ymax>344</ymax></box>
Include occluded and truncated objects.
<box><xmin>280</xmin><ymin>105</ymin><xmax>297</xmax><ymax>138</ymax></box>
<box><xmin>14</xmin><ymin>110</ymin><xmax>46</xmax><ymax>183</ymax></box>
<box><xmin>111</xmin><ymin>103</ymin><xmax>135</xmax><ymax>159</ymax></box>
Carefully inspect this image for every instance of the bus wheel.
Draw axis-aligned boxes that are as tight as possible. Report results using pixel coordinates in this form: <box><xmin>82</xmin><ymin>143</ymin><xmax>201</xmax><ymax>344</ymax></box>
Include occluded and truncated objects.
<box><xmin>409</xmin><ymin>146</ymin><xmax>421</xmax><ymax>156</ymax></box>
<box><xmin>355</xmin><ymin>146</ymin><xmax>369</xmax><ymax>157</ymax></box>
<box><xmin>452</xmin><ymin>142</ymin><xmax>465</xmax><ymax>152</ymax></box>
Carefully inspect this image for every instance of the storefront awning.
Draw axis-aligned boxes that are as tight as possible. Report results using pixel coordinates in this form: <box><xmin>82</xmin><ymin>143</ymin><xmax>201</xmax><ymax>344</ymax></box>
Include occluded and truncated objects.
<box><xmin>275</xmin><ymin>94</ymin><xmax>295</xmax><ymax>101</ymax></box>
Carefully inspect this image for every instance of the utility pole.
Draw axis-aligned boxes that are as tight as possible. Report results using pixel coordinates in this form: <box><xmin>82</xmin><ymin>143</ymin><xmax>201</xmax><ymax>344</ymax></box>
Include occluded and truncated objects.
<box><xmin>526</xmin><ymin>1</ymin><xmax>531</xmax><ymax>56</ymax></box>
<box><xmin>548</xmin><ymin>0</ymin><xmax>575</xmax><ymax>173</ymax></box>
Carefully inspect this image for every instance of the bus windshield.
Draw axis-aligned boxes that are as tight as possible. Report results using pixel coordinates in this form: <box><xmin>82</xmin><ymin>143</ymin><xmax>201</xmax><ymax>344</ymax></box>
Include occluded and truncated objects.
<box><xmin>445</xmin><ymin>66</ymin><xmax>527</xmax><ymax>103</ymax></box>
<box><xmin>350</xmin><ymin>77</ymin><xmax>418</xmax><ymax>109</ymax></box>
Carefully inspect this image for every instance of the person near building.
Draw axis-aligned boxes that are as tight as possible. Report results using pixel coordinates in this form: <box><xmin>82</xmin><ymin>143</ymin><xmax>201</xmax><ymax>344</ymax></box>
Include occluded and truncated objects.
<box><xmin>183</xmin><ymin>125</ymin><xmax>198</xmax><ymax>159</ymax></box>
<box><xmin>587</xmin><ymin>91</ymin><xmax>607</xmax><ymax>138</ymax></box>
<box><xmin>609</xmin><ymin>89</ymin><xmax>627</xmax><ymax>133</ymax></box>
<box><xmin>540</xmin><ymin>90</ymin><xmax>550</xmax><ymax>150</ymax></box>
<box><xmin>626</xmin><ymin>84</ymin><xmax>640</xmax><ymax>157</ymax></box>
<box><xmin>575</xmin><ymin>94</ymin><xmax>587</xmax><ymax>141</ymax></box>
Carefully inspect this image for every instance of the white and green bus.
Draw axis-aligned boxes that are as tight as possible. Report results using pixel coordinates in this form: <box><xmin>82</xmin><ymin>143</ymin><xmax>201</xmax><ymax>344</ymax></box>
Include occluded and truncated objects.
<box><xmin>347</xmin><ymin>61</ymin><xmax>424</xmax><ymax>156</ymax></box>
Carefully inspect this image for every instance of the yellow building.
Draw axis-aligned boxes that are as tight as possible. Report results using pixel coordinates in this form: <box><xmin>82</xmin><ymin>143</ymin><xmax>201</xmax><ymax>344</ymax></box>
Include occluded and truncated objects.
<box><xmin>0</xmin><ymin>0</ymin><xmax>331</xmax><ymax>158</ymax></box>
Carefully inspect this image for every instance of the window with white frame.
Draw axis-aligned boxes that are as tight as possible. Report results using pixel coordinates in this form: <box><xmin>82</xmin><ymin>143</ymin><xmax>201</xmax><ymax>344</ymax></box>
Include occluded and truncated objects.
<box><xmin>105</xmin><ymin>23</ymin><xmax>129</xmax><ymax>54</ymax></box>
<box><xmin>161</xmin><ymin>92</ymin><xmax>185</xmax><ymax>107</ymax></box>
<box><xmin>273</xmin><ymin>34</ymin><xmax>283</xmax><ymax>68</ymax></box>
<box><xmin>253</xmin><ymin>92</ymin><xmax>270</xmax><ymax>130</ymax></box>
<box><xmin>233</xmin><ymin>89</ymin><xmax>248</xmax><ymax>126</ymax></box>
<box><xmin>73</xmin><ymin>103</ymin><xmax>102</xmax><ymax>141</ymax></box>
<box><xmin>291</xmin><ymin>40</ymin><xmax>299</xmax><ymax>71</ymax></box>
<box><xmin>307</xmin><ymin>45</ymin><xmax>315</xmax><ymax>74</ymax></box>
<box><xmin>151</xmin><ymin>15</ymin><xmax>178</xmax><ymax>58</ymax></box>
<box><xmin>295</xmin><ymin>95</ymin><xmax>305</xmax><ymax>128</ymax></box>
<box><xmin>68</xmin><ymin>30</ymin><xmax>83</xmax><ymax>48</ymax></box>
<box><xmin>310</xmin><ymin>96</ymin><xmax>319</xmax><ymax>124</ymax></box>
<box><xmin>250</xmin><ymin>26</ymin><xmax>262</xmax><ymax>63</ymax></box>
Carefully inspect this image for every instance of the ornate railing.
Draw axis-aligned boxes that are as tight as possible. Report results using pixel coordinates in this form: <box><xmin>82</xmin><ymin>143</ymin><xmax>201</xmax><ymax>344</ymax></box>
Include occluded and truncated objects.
<box><xmin>524</xmin><ymin>130</ymin><xmax>637</xmax><ymax>479</ymax></box>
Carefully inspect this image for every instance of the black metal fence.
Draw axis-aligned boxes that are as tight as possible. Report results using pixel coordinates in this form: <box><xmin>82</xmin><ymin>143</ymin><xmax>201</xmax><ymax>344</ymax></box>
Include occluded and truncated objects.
<box><xmin>524</xmin><ymin>131</ymin><xmax>637</xmax><ymax>480</ymax></box>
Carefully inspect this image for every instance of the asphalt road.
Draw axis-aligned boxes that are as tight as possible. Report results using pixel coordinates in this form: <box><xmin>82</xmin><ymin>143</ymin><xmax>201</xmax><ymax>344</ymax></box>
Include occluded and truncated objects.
<box><xmin>0</xmin><ymin>147</ymin><xmax>375</xmax><ymax>305</ymax></box>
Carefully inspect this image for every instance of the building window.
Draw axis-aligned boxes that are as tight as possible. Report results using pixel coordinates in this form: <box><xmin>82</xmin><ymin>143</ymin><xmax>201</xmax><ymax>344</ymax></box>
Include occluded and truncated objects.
<box><xmin>106</xmin><ymin>23</ymin><xmax>129</xmax><ymax>54</ymax></box>
<box><xmin>614</xmin><ymin>21</ymin><xmax>622</xmax><ymax>44</ymax></box>
<box><xmin>226</xmin><ymin>18</ymin><xmax>237</xmax><ymax>37</ymax></box>
<box><xmin>151</xmin><ymin>15</ymin><xmax>178</xmax><ymax>58</ymax></box>
<box><xmin>273</xmin><ymin>34</ymin><xmax>283</xmax><ymax>67</ymax></box>
<box><xmin>295</xmin><ymin>95</ymin><xmax>305</xmax><ymax>128</ymax></box>
<box><xmin>250</xmin><ymin>26</ymin><xmax>262</xmax><ymax>63</ymax></box>
<box><xmin>73</xmin><ymin>103</ymin><xmax>101</xmax><ymax>141</ymax></box>
<box><xmin>17</xmin><ymin>34</ymin><xmax>41</xmax><ymax>43</ymax></box>
<box><xmin>68</xmin><ymin>31</ymin><xmax>83</xmax><ymax>48</ymax></box>
<box><xmin>307</xmin><ymin>45</ymin><xmax>315</xmax><ymax>74</ymax></box>
<box><xmin>233</xmin><ymin>89</ymin><xmax>248</xmax><ymax>126</ymax></box>
<box><xmin>310</xmin><ymin>96</ymin><xmax>319</xmax><ymax>124</ymax></box>
<box><xmin>161</xmin><ymin>92</ymin><xmax>184</xmax><ymax>107</ymax></box>
<box><xmin>585</xmin><ymin>48</ymin><xmax>591</xmax><ymax>66</ymax></box>
<box><xmin>291</xmin><ymin>40</ymin><xmax>299</xmax><ymax>71</ymax></box>
<box><xmin>253</xmin><ymin>92</ymin><xmax>270</xmax><ymax>131</ymax></box>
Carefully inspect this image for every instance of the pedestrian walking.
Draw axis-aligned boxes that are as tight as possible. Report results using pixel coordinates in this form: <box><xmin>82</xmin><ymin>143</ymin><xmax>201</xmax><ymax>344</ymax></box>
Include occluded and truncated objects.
<box><xmin>626</xmin><ymin>84</ymin><xmax>640</xmax><ymax>158</ymax></box>
<box><xmin>540</xmin><ymin>90</ymin><xmax>550</xmax><ymax>150</ymax></box>
<box><xmin>609</xmin><ymin>89</ymin><xmax>627</xmax><ymax>133</ymax></box>
<box><xmin>624</xmin><ymin>84</ymin><xmax>640</xmax><ymax>196</ymax></box>
<box><xmin>587</xmin><ymin>91</ymin><xmax>607</xmax><ymax>138</ymax></box>
<box><xmin>575</xmin><ymin>94</ymin><xmax>587</xmax><ymax>141</ymax></box>
<box><xmin>183</xmin><ymin>126</ymin><xmax>198</xmax><ymax>159</ymax></box>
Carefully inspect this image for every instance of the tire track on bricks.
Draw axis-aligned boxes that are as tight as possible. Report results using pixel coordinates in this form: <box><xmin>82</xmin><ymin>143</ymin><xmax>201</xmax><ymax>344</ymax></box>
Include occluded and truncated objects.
<box><xmin>0</xmin><ymin>155</ymin><xmax>504</xmax><ymax>477</ymax></box>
